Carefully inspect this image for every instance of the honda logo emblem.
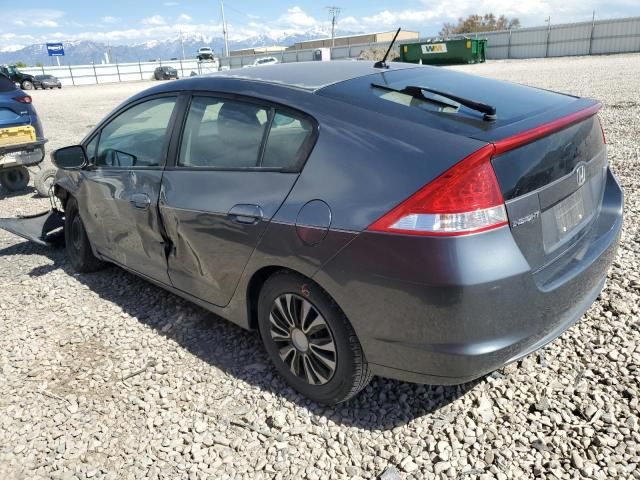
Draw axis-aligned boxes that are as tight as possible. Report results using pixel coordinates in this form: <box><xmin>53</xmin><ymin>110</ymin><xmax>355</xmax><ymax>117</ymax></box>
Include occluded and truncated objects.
<box><xmin>576</xmin><ymin>164</ymin><xmax>587</xmax><ymax>187</ymax></box>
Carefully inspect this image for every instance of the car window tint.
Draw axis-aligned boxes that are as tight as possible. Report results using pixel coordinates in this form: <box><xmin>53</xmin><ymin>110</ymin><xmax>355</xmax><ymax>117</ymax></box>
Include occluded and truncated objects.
<box><xmin>86</xmin><ymin>135</ymin><xmax>99</xmax><ymax>164</ymax></box>
<box><xmin>95</xmin><ymin>97</ymin><xmax>176</xmax><ymax>167</ymax></box>
<box><xmin>179</xmin><ymin>97</ymin><xmax>268</xmax><ymax>168</ymax></box>
<box><xmin>261</xmin><ymin>112</ymin><xmax>313</xmax><ymax>168</ymax></box>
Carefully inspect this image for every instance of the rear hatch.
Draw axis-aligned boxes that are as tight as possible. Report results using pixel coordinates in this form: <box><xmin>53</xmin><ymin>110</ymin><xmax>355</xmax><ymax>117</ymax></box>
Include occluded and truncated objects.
<box><xmin>318</xmin><ymin>64</ymin><xmax>607</xmax><ymax>270</ymax></box>
<box><xmin>491</xmin><ymin>111</ymin><xmax>606</xmax><ymax>271</ymax></box>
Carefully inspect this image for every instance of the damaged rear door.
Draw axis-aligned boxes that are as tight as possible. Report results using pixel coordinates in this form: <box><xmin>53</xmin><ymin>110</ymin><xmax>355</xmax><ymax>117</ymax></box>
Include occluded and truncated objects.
<box><xmin>160</xmin><ymin>94</ymin><xmax>316</xmax><ymax>307</ymax></box>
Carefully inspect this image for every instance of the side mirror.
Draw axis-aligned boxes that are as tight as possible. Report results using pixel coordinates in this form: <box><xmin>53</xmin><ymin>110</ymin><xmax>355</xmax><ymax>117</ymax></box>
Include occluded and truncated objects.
<box><xmin>52</xmin><ymin>145</ymin><xmax>88</xmax><ymax>170</ymax></box>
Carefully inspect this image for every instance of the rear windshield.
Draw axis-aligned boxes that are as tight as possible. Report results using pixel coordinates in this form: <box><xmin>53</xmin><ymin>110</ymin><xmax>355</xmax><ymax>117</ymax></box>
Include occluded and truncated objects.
<box><xmin>0</xmin><ymin>74</ymin><xmax>16</xmax><ymax>92</ymax></box>
<box><xmin>318</xmin><ymin>66</ymin><xmax>576</xmax><ymax>135</ymax></box>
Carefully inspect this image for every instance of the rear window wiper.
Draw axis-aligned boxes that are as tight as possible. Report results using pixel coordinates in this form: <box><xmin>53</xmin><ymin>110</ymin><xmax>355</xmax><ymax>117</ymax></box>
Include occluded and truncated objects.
<box><xmin>372</xmin><ymin>83</ymin><xmax>497</xmax><ymax>121</ymax></box>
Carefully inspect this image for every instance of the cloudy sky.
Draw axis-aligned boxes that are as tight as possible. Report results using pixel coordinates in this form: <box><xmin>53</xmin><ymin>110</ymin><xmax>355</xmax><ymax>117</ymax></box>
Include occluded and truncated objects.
<box><xmin>1</xmin><ymin>0</ymin><xmax>638</xmax><ymax>50</ymax></box>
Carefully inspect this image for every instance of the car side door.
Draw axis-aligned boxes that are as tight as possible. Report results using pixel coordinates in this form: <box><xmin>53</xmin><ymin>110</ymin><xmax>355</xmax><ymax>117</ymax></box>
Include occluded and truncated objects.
<box><xmin>160</xmin><ymin>94</ymin><xmax>317</xmax><ymax>307</ymax></box>
<box><xmin>79</xmin><ymin>94</ymin><xmax>180</xmax><ymax>283</ymax></box>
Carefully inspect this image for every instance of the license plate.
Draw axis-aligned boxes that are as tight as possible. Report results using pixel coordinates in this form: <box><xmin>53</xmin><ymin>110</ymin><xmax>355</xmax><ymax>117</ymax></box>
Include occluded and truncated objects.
<box><xmin>553</xmin><ymin>186</ymin><xmax>588</xmax><ymax>237</ymax></box>
<box><xmin>0</xmin><ymin>125</ymin><xmax>36</xmax><ymax>147</ymax></box>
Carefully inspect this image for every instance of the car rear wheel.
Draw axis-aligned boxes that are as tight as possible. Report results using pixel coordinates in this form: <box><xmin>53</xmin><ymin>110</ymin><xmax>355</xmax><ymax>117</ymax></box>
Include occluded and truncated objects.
<box><xmin>258</xmin><ymin>271</ymin><xmax>372</xmax><ymax>404</ymax></box>
<box><xmin>21</xmin><ymin>80</ymin><xmax>33</xmax><ymax>90</ymax></box>
<box><xmin>0</xmin><ymin>167</ymin><xmax>29</xmax><ymax>192</ymax></box>
<box><xmin>64</xmin><ymin>197</ymin><xmax>106</xmax><ymax>273</ymax></box>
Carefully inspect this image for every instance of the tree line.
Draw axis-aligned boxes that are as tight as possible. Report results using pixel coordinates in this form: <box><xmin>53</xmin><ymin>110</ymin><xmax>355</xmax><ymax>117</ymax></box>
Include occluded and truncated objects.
<box><xmin>440</xmin><ymin>13</ymin><xmax>521</xmax><ymax>36</ymax></box>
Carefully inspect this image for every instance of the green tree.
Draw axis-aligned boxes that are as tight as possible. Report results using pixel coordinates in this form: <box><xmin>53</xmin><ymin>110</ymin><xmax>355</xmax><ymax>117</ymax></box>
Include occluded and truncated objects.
<box><xmin>440</xmin><ymin>14</ymin><xmax>520</xmax><ymax>36</ymax></box>
<box><xmin>35</xmin><ymin>62</ymin><xmax>44</xmax><ymax>67</ymax></box>
<box><xmin>14</xmin><ymin>61</ymin><xmax>28</xmax><ymax>68</ymax></box>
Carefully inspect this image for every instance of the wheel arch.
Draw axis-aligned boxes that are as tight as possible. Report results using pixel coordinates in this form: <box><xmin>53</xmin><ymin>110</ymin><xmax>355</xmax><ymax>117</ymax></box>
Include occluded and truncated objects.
<box><xmin>245</xmin><ymin>265</ymin><xmax>338</xmax><ymax>331</ymax></box>
<box><xmin>246</xmin><ymin>265</ymin><xmax>290</xmax><ymax>330</ymax></box>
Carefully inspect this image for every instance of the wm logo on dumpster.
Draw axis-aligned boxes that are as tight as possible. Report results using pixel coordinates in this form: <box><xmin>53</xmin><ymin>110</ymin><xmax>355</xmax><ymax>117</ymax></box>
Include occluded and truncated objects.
<box><xmin>421</xmin><ymin>44</ymin><xmax>448</xmax><ymax>54</ymax></box>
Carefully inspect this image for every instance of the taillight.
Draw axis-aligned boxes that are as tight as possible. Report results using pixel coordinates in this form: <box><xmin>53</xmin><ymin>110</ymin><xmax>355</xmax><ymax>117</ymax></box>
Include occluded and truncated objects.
<box><xmin>13</xmin><ymin>95</ymin><xmax>32</xmax><ymax>104</ymax></box>
<box><xmin>368</xmin><ymin>144</ymin><xmax>508</xmax><ymax>236</ymax></box>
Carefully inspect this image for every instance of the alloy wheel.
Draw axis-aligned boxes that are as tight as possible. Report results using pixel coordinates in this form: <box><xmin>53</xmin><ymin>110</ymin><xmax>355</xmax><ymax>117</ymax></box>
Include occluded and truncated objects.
<box><xmin>269</xmin><ymin>293</ymin><xmax>337</xmax><ymax>385</ymax></box>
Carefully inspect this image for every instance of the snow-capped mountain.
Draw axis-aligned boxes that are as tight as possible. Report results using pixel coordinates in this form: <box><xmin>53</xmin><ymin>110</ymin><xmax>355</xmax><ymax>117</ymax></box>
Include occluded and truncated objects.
<box><xmin>0</xmin><ymin>29</ymin><xmax>361</xmax><ymax>66</ymax></box>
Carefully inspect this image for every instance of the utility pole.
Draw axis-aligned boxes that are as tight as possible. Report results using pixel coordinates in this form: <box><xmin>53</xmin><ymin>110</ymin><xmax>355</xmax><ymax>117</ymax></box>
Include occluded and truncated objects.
<box><xmin>545</xmin><ymin>16</ymin><xmax>551</xmax><ymax>58</ymax></box>
<box><xmin>589</xmin><ymin>11</ymin><xmax>596</xmax><ymax>55</ymax></box>
<box><xmin>326</xmin><ymin>6</ymin><xmax>341</xmax><ymax>48</ymax></box>
<box><xmin>180</xmin><ymin>30</ymin><xmax>186</xmax><ymax>60</ymax></box>
<box><xmin>220</xmin><ymin>0</ymin><xmax>229</xmax><ymax>57</ymax></box>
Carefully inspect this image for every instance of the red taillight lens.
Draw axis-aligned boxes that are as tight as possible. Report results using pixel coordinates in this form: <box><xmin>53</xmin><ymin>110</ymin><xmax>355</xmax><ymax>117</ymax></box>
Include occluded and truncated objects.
<box><xmin>368</xmin><ymin>144</ymin><xmax>508</xmax><ymax>236</ymax></box>
<box><xmin>597</xmin><ymin>115</ymin><xmax>606</xmax><ymax>144</ymax></box>
<box><xmin>13</xmin><ymin>95</ymin><xmax>32</xmax><ymax>104</ymax></box>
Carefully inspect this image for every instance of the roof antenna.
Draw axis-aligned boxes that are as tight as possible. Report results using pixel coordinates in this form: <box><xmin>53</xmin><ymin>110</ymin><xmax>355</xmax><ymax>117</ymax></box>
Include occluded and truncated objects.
<box><xmin>374</xmin><ymin>28</ymin><xmax>401</xmax><ymax>69</ymax></box>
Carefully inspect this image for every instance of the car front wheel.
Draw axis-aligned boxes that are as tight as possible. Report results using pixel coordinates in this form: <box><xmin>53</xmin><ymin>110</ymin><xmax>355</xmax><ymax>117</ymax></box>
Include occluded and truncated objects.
<box><xmin>21</xmin><ymin>80</ymin><xmax>33</xmax><ymax>90</ymax></box>
<box><xmin>258</xmin><ymin>271</ymin><xmax>372</xmax><ymax>404</ymax></box>
<box><xmin>64</xmin><ymin>197</ymin><xmax>106</xmax><ymax>273</ymax></box>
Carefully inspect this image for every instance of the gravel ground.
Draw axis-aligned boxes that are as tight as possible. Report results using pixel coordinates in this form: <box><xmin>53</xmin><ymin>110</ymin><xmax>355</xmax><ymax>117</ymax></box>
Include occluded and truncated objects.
<box><xmin>1</xmin><ymin>55</ymin><xmax>639</xmax><ymax>480</ymax></box>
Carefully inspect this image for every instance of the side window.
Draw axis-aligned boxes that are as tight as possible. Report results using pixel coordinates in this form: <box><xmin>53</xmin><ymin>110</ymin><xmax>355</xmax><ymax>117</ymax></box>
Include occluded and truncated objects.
<box><xmin>261</xmin><ymin>112</ymin><xmax>314</xmax><ymax>168</ymax></box>
<box><xmin>95</xmin><ymin>97</ymin><xmax>176</xmax><ymax>167</ymax></box>
<box><xmin>179</xmin><ymin>97</ymin><xmax>268</xmax><ymax>168</ymax></box>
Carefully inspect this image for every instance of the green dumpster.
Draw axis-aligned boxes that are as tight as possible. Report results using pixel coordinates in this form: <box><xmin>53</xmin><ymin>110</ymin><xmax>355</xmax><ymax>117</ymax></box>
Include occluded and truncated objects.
<box><xmin>398</xmin><ymin>38</ymin><xmax>487</xmax><ymax>66</ymax></box>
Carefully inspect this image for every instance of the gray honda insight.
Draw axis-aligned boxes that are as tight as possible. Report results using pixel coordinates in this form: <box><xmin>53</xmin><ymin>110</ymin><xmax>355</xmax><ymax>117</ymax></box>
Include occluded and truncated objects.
<box><xmin>2</xmin><ymin>61</ymin><xmax>623</xmax><ymax>404</ymax></box>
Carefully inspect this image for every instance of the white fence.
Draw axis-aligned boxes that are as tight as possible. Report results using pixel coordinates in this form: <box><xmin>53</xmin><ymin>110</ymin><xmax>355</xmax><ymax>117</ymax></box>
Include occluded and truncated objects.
<box><xmin>426</xmin><ymin>16</ymin><xmax>640</xmax><ymax>60</ymax></box>
<box><xmin>21</xmin><ymin>59</ymin><xmax>208</xmax><ymax>87</ymax></box>
<box><xmin>21</xmin><ymin>16</ymin><xmax>640</xmax><ymax>87</ymax></box>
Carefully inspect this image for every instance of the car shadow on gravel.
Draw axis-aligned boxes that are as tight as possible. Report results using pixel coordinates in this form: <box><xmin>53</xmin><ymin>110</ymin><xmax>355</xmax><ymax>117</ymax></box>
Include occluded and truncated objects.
<box><xmin>1</xmin><ymin>240</ymin><xmax>482</xmax><ymax>430</ymax></box>
<box><xmin>0</xmin><ymin>185</ymin><xmax>38</xmax><ymax>200</ymax></box>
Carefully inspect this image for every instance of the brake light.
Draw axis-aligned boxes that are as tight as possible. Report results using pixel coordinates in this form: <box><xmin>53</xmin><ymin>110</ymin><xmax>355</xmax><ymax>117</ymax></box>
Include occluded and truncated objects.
<box><xmin>368</xmin><ymin>144</ymin><xmax>508</xmax><ymax>236</ymax></box>
<box><xmin>13</xmin><ymin>95</ymin><xmax>32</xmax><ymax>104</ymax></box>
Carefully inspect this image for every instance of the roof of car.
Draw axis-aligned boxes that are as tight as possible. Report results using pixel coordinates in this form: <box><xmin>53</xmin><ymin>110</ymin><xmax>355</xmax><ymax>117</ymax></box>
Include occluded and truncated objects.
<box><xmin>185</xmin><ymin>61</ymin><xmax>421</xmax><ymax>92</ymax></box>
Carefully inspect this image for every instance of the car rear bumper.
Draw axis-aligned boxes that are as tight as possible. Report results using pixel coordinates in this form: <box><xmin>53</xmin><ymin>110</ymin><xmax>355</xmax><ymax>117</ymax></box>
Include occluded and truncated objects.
<box><xmin>315</xmin><ymin>168</ymin><xmax>623</xmax><ymax>384</ymax></box>
<box><xmin>0</xmin><ymin>140</ymin><xmax>46</xmax><ymax>168</ymax></box>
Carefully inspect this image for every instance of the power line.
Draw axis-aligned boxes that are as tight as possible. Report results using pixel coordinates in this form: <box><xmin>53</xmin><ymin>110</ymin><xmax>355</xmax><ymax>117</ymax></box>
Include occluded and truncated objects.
<box><xmin>326</xmin><ymin>6</ymin><xmax>341</xmax><ymax>48</ymax></box>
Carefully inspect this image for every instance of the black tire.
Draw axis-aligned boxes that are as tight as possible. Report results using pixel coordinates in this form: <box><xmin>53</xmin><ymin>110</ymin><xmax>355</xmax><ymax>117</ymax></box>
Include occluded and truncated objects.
<box><xmin>0</xmin><ymin>167</ymin><xmax>29</xmax><ymax>192</ymax></box>
<box><xmin>64</xmin><ymin>197</ymin><xmax>105</xmax><ymax>273</ymax></box>
<box><xmin>34</xmin><ymin>168</ymin><xmax>57</xmax><ymax>197</ymax></box>
<box><xmin>21</xmin><ymin>80</ymin><xmax>33</xmax><ymax>90</ymax></box>
<box><xmin>258</xmin><ymin>271</ymin><xmax>372</xmax><ymax>404</ymax></box>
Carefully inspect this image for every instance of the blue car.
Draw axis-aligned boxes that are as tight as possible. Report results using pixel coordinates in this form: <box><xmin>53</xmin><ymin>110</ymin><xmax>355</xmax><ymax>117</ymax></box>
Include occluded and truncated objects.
<box><xmin>0</xmin><ymin>73</ymin><xmax>47</xmax><ymax>193</ymax></box>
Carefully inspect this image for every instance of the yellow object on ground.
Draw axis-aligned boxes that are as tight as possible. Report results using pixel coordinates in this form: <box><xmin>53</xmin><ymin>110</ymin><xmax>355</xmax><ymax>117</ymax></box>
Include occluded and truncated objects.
<box><xmin>0</xmin><ymin>125</ymin><xmax>36</xmax><ymax>147</ymax></box>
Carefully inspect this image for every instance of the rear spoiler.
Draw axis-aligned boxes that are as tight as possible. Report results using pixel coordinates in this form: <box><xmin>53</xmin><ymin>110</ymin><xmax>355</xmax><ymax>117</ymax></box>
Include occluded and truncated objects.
<box><xmin>473</xmin><ymin>99</ymin><xmax>602</xmax><ymax>153</ymax></box>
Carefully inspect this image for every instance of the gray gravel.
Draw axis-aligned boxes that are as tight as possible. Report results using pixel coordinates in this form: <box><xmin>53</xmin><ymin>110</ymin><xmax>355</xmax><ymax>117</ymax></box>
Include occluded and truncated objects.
<box><xmin>1</xmin><ymin>55</ymin><xmax>639</xmax><ymax>479</ymax></box>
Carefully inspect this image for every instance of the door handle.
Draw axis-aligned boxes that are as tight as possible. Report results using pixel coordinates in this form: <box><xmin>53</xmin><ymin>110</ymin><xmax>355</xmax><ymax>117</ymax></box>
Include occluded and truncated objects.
<box><xmin>130</xmin><ymin>193</ymin><xmax>151</xmax><ymax>209</ymax></box>
<box><xmin>228</xmin><ymin>204</ymin><xmax>263</xmax><ymax>224</ymax></box>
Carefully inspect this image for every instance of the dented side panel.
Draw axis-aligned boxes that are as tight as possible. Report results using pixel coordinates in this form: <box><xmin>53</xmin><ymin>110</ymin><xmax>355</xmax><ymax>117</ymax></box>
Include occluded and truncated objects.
<box><xmin>159</xmin><ymin>170</ymin><xmax>299</xmax><ymax>307</ymax></box>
